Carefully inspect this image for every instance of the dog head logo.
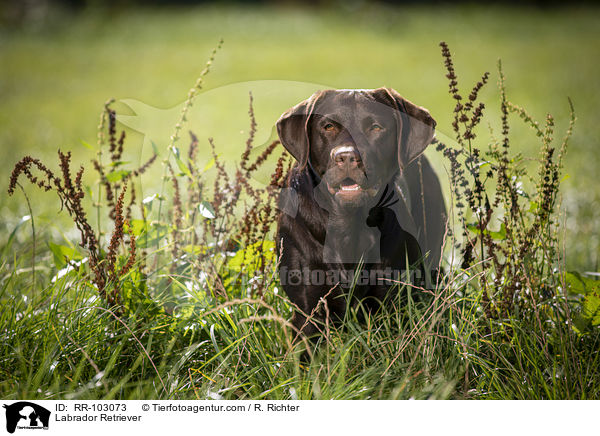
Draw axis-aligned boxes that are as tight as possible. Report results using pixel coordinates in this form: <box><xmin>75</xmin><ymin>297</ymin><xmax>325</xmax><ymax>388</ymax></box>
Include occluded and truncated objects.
<box><xmin>115</xmin><ymin>81</ymin><xmax>452</xmax><ymax>271</ymax></box>
<box><xmin>3</xmin><ymin>402</ymin><xmax>50</xmax><ymax>433</ymax></box>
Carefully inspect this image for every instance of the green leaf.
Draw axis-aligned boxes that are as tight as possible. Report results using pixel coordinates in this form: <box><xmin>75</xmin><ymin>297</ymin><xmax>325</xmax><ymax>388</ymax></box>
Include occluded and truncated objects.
<box><xmin>529</xmin><ymin>201</ymin><xmax>539</xmax><ymax>213</ymax></box>
<box><xmin>109</xmin><ymin>160</ymin><xmax>131</xmax><ymax>168</ymax></box>
<box><xmin>105</xmin><ymin>169</ymin><xmax>131</xmax><ymax>183</ymax></box>
<box><xmin>489</xmin><ymin>223</ymin><xmax>507</xmax><ymax>240</ymax></box>
<box><xmin>566</xmin><ymin>271</ymin><xmax>586</xmax><ymax>294</ymax></box>
<box><xmin>203</xmin><ymin>158</ymin><xmax>215</xmax><ymax>172</ymax></box>
<box><xmin>3</xmin><ymin>215</ymin><xmax>31</xmax><ymax>256</ymax></box>
<box><xmin>584</xmin><ymin>293</ymin><xmax>600</xmax><ymax>326</ymax></box>
<box><xmin>151</xmin><ymin>140</ymin><xmax>159</xmax><ymax>156</ymax></box>
<box><xmin>84</xmin><ymin>184</ymin><xmax>93</xmax><ymax>200</ymax></box>
<box><xmin>566</xmin><ymin>271</ymin><xmax>600</xmax><ymax>330</ymax></box>
<box><xmin>79</xmin><ymin>139</ymin><xmax>96</xmax><ymax>150</ymax></box>
<box><xmin>466</xmin><ymin>223</ymin><xmax>479</xmax><ymax>234</ymax></box>
<box><xmin>182</xmin><ymin>245</ymin><xmax>208</xmax><ymax>255</ymax></box>
<box><xmin>573</xmin><ymin>313</ymin><xmax>590</xmax><ymax>333</ymax></box>
<box><xmin>227</xmin><ymin>240</ymin><xmax>276</xmax><ymax>272</ymax></box>
<box><xmin>124</xmin><ymin>219</ymin><xmax>148</xmax><ymax>237</ymax></box>
<box><xmin>198</xmin><ymin>201</ymin><xmax>215</xmax><ymax>219</ymax></box>
<box><xmin>565</xmin><ymin>271</ymin><xmax>600</xmax><ymax>296</ymax></box>
<box><xmin>48</xmin><ymin>241</ymin><xmax>83</xmax><ymax>269</ymax></box>
<box><xmin>175</xmin><ymin>154</ymin><xmax>192</xmax><ymax>178</ymax></box>
<box><xmin>466</xmin><ymin>222</ymin><xmax>506</xmax><ymax>240</ymax></box>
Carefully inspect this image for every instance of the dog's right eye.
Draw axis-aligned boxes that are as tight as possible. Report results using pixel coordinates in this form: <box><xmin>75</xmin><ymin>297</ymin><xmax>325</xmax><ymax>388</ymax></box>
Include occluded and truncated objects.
<box><xmin>323</xmin><ymin>123</ymin><xmax>335</xmax><ymax>131</ymax></box>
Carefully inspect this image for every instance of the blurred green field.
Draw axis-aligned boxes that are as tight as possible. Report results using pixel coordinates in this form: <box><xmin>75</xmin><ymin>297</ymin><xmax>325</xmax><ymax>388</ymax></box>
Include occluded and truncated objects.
<box><xmin>1</xmin><ymin>4</ymin><xmax>599</xmax><ymax>269</ymax></box>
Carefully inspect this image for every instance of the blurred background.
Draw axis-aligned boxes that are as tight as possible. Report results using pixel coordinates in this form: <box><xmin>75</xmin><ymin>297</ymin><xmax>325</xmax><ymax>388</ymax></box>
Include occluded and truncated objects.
<box><xmin>1</xmin><ymin>0</ymin><xmax>598</xmax><ymax>270</ymax></box>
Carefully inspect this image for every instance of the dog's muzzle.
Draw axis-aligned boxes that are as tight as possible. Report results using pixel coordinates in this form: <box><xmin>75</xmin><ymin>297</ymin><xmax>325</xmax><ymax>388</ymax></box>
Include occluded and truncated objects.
<box><xmin>330</xmin><ymin>145</ymin><xmax>361</xmax><ymax>169</ymax></box>
<box><xmin>326</xmin><ymin>145</ymin><xmax>381</xmax><ymax>200</ymax></box>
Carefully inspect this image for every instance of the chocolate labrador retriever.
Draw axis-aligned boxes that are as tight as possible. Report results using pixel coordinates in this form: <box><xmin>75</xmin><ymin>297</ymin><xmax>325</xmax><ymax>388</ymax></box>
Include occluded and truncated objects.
<box><xmin>276</xmin><ymin>88</ymin><xmax>446</xmax><ymax>337</ymax></box>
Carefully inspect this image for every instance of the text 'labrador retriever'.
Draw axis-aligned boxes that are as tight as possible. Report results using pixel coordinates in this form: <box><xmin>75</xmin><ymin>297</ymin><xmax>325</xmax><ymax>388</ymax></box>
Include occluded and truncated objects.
<box><xmin>276</xmin><ymin>88</ymin><xmax>446</xmax><ymax>338</ymax></box>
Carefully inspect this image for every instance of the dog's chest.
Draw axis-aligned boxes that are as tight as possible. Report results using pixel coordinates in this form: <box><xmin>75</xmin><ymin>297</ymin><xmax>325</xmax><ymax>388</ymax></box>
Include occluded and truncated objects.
<box><xmin>322</xmin><ymin>212</ymin><xmax>381</xmax><ymax>264</ymax></box>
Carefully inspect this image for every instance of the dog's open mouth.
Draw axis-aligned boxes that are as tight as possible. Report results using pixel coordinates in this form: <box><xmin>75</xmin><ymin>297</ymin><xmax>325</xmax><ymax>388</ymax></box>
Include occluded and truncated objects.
<box><xmin>327</xmin><ymin>177</ymin><xmax>381</xmax><ymax>200</ymax></box>
<box><xmin>327</xmin><ymin>177</ymin><xmax>361</xmax><ymax>196</ymax></box>
<box><xmin>338</xmin><ymin>178</ymin><xmax>361</xmax><ymax>192</ymax></box>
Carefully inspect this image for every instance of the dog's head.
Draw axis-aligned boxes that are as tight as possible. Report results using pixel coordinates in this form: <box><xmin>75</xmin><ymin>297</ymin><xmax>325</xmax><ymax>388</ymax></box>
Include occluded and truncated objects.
<box><xmin>277</xmin><ymin>88</ymin><xmax>436</xmax><ymax>208</ymax></box>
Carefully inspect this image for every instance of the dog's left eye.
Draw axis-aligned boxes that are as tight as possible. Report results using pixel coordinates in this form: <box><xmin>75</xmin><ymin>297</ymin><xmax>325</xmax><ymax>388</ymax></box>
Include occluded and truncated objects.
<box><xmin>323</xmin><ymin>123</ymin><xmax>335</xmax><ymax>131</ymax></box>
<box><xmin>370</xmin><ymin>123</ymin><xmax>384</xmax><ymax>131</ymax></box>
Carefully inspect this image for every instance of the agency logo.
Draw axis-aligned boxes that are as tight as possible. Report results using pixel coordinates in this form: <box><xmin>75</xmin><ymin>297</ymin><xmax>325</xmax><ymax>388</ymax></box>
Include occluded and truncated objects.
<box><xmin>3</xmin><ymin>402</ymin><xmax>50</xmax><ymax>434</ymax></box>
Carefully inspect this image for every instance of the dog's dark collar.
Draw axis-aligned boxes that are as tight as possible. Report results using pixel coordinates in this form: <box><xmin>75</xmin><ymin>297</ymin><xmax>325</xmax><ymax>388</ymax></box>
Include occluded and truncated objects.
<box><xmin>307</xmin><ymin>158</ymin><xmax>321</xmax><ymax>185</ymax></box>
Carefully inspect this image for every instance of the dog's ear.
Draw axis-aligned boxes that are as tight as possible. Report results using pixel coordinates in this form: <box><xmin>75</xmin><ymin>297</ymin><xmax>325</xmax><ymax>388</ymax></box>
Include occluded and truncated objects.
<box><xmin>375</xmin><ymin>88</ymin><xmax>436</xmax><ymax>171</ymax></box>
<box><xmin>276</xmin><ymin>91</ymin><xmax>322</xmax><ymax>169</ymax></box>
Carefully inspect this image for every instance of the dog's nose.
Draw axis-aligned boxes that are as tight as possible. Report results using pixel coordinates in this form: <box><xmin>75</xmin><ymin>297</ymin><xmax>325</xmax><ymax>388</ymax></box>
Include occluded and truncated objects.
<box><xmin>331</xmin><ymin>145</ymin><xmax>361</xmax><ymax>169</ymax></box>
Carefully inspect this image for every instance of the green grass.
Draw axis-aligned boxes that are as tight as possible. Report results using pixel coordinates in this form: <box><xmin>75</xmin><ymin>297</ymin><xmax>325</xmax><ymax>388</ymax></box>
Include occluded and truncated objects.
<box><xmin>2</xmin><ymin>246</ymin><xmax>598</xmax><ymax>400</ymax></box>
<box><xmin>0</xmin><ymin>265</ymin><xmax>464</xmax><ymax>400</ymax></box>
<box><xmin>1</xmin><ymin>4</ymin><xmax>600</xmax><ymax>400</ymax></box>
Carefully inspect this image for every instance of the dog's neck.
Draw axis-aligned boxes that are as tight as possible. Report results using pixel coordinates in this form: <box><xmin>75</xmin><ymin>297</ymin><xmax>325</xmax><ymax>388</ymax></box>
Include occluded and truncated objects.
<box><xmin>320</xmin><ymin>182</ymin><xmax>396</xmax><ymax>265</ymax></box>
<box><xmin>291</xmin><ymin>165</ymin><xmax>419</xmax><ymax>264</ymax></box>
